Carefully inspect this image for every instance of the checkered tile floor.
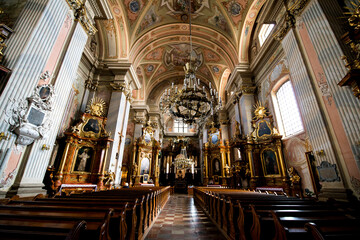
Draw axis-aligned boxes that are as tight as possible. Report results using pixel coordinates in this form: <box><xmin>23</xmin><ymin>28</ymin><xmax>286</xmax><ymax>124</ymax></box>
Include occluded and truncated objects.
<box><xmin>145</xmin><ymin>194</ymin><xmax>226</xmax><ymax>240</ymax></box>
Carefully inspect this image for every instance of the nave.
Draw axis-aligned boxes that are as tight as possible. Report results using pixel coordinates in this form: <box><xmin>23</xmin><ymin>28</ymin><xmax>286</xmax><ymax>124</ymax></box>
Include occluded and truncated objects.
<box><xmin>146</xmin><ymin>194</ymin><xmax>226</xmax><ymax>240</ymax></box>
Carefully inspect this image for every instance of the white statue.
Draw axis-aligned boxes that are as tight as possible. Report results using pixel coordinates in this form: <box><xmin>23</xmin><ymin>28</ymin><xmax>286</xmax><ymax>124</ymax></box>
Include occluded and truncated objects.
<box><xmin>77</xmin><ymin>149</ymin><xmax>91</xmax><ymax>171</ymax></box>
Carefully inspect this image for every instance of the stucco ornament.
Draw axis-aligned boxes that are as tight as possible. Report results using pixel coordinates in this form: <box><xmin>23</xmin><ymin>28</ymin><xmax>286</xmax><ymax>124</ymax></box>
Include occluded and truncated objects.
<box><xmin>5</xmin><ymin>84</ymin><xmax>55</xmax><ymax>145</ymax></box>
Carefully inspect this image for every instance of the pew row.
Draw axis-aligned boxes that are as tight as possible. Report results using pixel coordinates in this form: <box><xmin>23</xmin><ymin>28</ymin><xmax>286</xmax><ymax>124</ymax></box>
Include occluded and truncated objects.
<box><xmin>193</xmin><ymin>187</ymin><xmax>360</xmax><ymax>240</ymax></box>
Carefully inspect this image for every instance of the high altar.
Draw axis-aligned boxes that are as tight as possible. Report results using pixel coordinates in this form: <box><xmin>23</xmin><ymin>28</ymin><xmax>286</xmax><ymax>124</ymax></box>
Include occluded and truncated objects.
<box><xmin>53</xmin><ymin>98</ymin><xmax>113</xmax><ymax>193</ymax></box>
<box><xmin>130</xmin><ymin>123</ymin><xmax>161</xmax><ymax>186</ymax></box>
<box><xmin>203</xmin><ymin>123</ymin><xmax>231</xmax><ymax>186</ymax></box>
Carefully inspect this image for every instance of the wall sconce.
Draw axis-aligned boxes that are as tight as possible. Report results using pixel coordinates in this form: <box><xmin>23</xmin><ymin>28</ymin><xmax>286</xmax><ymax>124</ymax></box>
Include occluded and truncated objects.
<box><xmin>0</xmin><ymin>132</ymin><xmax>9</xmax><ymax>141</ymax></box>
<box><xmin>316</xmin><ymin>149</ymin><xmax>325</xmax><ymax>156</ymax></box>
<box><xmin>41</xmin><ymin>144</ymin><xmax>50</xmax><ymax>151</ymax></box>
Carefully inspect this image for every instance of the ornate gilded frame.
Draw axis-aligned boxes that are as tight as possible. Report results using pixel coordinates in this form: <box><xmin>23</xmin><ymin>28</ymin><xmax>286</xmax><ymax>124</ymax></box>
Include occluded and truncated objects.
<box><xmin>260</xmin><ymin>148</ymin><xmax>281</xmax><ymax>177</ymax></box>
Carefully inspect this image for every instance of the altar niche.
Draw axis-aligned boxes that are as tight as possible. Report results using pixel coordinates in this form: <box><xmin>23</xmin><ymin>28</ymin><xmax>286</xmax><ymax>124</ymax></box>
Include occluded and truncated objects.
<box><xmin>52</xmin><ymin>98</ymin><xmax>113</xmax><ymax>194</ymax></box>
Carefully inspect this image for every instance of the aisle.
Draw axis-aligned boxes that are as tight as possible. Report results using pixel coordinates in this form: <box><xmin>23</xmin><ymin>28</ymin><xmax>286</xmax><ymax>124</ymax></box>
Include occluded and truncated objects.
<box><xmin>146</xmin><ymin>194</ymin><xmax>226</xmax><ymax>240</ymax></box>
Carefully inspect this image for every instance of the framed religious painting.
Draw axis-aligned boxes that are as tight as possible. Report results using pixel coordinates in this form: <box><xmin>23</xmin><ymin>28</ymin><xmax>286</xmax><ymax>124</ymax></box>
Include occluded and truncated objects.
<box><xmin>261</xmin><ymin>148</ymin><xmax>280</xmax><ymax>176</ymax></box>
<box><xmin>73</xmin><ymin>146</ymin><xmax>94</xmax><ymax>173</ymax></box>
<box><xmin>140</xmin><ymin>157</ymin><xmax>150</xmax><ymax>176</ymax></box>
<box><xmin>213</xmin><ymin>158</ymin><xmax>221</xmax><ymax>176</ymax></box>
<box><xmin>256</xmin><ymin>119</ymin><xmax>272</xmax><ymax>138</ymax></box>
<box><xmin>143</xmin><ymin>174</ymin><xmax>149</xmax><ymax>183</ymax></box>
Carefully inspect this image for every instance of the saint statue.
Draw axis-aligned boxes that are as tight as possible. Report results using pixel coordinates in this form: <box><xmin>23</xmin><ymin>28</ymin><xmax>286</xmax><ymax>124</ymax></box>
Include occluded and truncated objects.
<box><xmin>132</xmin><ymin>162</ymin><xmax>138</xmax><ymax>177</ymax></box>
<box><xmin>77</xmin><ymin>149</ymin><xmax>91</xmax><ymax>171</ymax></box>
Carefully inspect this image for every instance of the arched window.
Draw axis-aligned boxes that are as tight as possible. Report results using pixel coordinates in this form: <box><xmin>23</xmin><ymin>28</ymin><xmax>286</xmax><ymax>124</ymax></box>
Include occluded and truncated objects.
<box><xmin>272</xmin><ymin>80</ymin><xmax>304</xmax><ymax>138</ymax></box>
<box><xmin>174</xmin><ymin>119</ymin><xmax>188</xmax><ymax>133</ymax></box>
<box><xmin>259</xmin><ymin>23</ymin><xmax>275</xmax><ymax>46</ymax></box>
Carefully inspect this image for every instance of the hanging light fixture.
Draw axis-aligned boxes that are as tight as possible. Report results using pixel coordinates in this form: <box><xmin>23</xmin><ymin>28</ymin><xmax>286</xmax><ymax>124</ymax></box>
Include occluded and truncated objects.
<box><xmin>174</xmin><ymin>145</ymin><xmax>194</xmax><ymax>169</ymax></box>
<box><xmin>159</xmin><ymin>0</ymin><xmax>222</xmax><ymax>126</ymax></box>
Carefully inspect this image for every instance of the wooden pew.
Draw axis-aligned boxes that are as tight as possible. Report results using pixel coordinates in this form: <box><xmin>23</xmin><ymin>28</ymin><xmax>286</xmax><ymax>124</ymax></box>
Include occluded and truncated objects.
<box><xmin>193</xmin><ymin>187</ymin><xmax>360</xmax><ymax>240</ymax></box>
<box><xmin>7</xmin><ymin>196</ymin><xmax>135</xmax><ymax>240</ymax></box>
<box><xmin>0</xmin><ymin>208</ymin><xmax>113</xmax><ymax>240</ymax></box>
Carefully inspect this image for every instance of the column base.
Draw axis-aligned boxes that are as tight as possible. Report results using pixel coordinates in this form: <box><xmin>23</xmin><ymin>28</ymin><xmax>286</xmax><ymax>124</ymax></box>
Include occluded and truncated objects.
<box><xmin>203</xmin><ymin>177</ymin><xmax>208</xmax><ymax>186</ymax></box>
<box><xmin>318</xmin><ymin>187</ymin><xmax>355</xmax><ymax>202</ymax></box>
<box><xmin>6</xmin><ymin>183</ymin><xmax>47</xmax><ymax>198</ymax></box>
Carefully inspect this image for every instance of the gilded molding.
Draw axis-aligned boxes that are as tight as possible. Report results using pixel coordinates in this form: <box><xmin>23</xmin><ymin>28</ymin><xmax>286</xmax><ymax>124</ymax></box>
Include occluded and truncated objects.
<box><xmin>66</xmin><ymin>0</ymin><xmax>97</xmax><ymax>36</ymax></box>
<box><xmin>274</xmin><ymin>11</ymin><xmax>296</xmax><ymax>41</ymax></box>
<box><xmin>240</xmin><ymin>86</ymin><xmax>256</xmax><ymax>94</ymax></box>
<box><xmin>274</xmin><ymin>0</ymin><xmax>310</xmax><ymax>41</ymax></box>
<box><xmin>110</xmin><ymin>82</ymin><xmax>133</xmax><ymax>101</ymax></box>
<box><xmin>133</xmin><ymin>116</ymin><xmax>146</xmax><ymax>124</ymax></box>
<box><xmin>219</xmin><ymin>119</ymin><xmax>229</xmax><ymax>125</ymax></box>
<box><xmin>85</xmin><ymin>79</ymin><xmax>98</xmax><ymax>91</ymax></box>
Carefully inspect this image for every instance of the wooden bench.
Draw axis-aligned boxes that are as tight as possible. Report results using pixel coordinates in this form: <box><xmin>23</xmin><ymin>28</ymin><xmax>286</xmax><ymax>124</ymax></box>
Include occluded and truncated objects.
<box><xmin>0</xmin><ymin>208</ymin><xmax>113</xmax><ymax>240</ymax></box>
<box><xmin>193</xmin><ymin>187</ymin><xmax>360</xmax><ymax>240</ymax></box>
<box><xmin>7</xmin><ymin>195</ymin><xmax>139</xmax><ymax>240</ymax></box>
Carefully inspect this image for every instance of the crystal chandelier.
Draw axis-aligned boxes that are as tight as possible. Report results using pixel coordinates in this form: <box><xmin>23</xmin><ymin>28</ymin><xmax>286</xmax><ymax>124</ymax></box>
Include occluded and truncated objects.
<box><xmin>174</xmin><ymin>146</ymin><xmax>194</xmax><ymax>169</ymax></box>
<box><xmin>159</xmin><ymin>0</ymin><xmax>222</xmax><ymax>126</ymax></box>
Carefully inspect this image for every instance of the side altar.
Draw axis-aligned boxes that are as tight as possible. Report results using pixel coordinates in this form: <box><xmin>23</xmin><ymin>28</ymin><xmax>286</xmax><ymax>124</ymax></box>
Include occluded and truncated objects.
<box><xmin>231</xmin><ymin>103</ymin><xmax>301</xmax><ymax>196</ymax></box>
<box><xmin>53</xmin><ymin>98</ymin><xmax>113</xmax><ymax>193</ymax></box>
<box><xmin>203</xmin><ymin>122</ymin><xmax>231</xmax><ymax>186</ymax></box>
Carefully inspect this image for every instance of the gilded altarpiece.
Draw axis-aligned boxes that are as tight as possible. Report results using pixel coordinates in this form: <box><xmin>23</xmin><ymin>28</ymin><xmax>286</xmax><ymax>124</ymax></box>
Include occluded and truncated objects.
<box><xmin>131</xmin><ymin>124</ymin><xmax>161</xmax><ymax>186</ymax></box>
<box><xmin>232</xmin><ymin>104</ymin><xmax>300</xmax><ymax>196</ymax></box>
<box><xmin>53</xmin><ymin>98</ymin><xmax>113</xmax><ymax>192</ymax></box>
<box><xmin>203</xmin><ymin>124</ymin><xmax>231</xmax><ymax>186</ymax></box>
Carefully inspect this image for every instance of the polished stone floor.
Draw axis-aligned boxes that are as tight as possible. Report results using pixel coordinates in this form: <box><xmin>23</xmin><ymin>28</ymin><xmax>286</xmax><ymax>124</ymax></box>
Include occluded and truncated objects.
<box><xmin>145</xmin><ymin>194</ymin><xmax>226</xmax><ymax>240</ymax></box>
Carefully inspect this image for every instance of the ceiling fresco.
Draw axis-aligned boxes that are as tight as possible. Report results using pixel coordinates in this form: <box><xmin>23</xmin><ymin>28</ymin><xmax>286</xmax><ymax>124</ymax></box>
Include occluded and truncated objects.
<box><xmin>99</xmin><ymin>0</ymin><xmax>265</xmax><ymax>103</ymax></box>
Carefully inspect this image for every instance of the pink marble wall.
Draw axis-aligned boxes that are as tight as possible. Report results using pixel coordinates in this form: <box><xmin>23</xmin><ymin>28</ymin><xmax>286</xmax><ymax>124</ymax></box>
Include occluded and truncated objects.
<box><xmin>298</xmin><ymin>20</ymin><xmax>359</xmax><ymax>180</ymax></box>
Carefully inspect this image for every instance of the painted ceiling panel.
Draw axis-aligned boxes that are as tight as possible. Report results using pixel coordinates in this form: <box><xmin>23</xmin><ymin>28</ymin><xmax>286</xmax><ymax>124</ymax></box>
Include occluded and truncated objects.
<box><xmin>102</xmin><ymin>0</ymin><xmax>264</xmax><ymax>101</ymax></box>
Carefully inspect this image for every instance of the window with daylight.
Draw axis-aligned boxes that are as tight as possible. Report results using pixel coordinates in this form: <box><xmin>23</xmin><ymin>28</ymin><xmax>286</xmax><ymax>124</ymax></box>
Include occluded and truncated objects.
<box><xmin>174</xmin><ymin>119</ymin><xmax>189</xmax><ymax>133</ymax></box>
<box><xmin>272</xmin><ymin>80</ymin><xmax>304</xmax><ymax>138</ymax></box>
<box><xmin>259</xmin><ymin>23</ymin><xmax>275</xmax><ymax>46</ymax></box>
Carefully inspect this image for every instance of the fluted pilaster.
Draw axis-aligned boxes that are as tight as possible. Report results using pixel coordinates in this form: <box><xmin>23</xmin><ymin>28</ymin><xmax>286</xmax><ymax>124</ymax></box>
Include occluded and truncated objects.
<box><xmin>282</xmin><ymin>29</ymin><xmax>340</xmax><ymax>174</ymax></box>
<box><xmin>17</xmin><ymin>22</ymin><xmax>88</xmax><ymax>192</ymax></box>
<box><xmin>302</xmin><ymin>0</ymin><xmax>360</xmax><ymax>170</ymax></box>
<box><xmin>0</xmin><ymin>0</ymin><xmax>69</xmax><ymax>192</ymax></box>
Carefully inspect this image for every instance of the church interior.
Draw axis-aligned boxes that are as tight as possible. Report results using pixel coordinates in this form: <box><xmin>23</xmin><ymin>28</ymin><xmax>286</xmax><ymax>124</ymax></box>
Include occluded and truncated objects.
<box><xmin>0</xmin><ymin>0</ymin><xmax>360</xmax><ymax>239</ymax></box>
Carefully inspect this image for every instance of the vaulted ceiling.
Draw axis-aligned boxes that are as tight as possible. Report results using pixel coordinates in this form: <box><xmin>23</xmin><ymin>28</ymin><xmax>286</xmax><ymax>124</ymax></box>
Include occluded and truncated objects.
<box><xmin>96</xmin><ymin>0</ymin><xmax>266</xmax><ymax>106</ymax></box>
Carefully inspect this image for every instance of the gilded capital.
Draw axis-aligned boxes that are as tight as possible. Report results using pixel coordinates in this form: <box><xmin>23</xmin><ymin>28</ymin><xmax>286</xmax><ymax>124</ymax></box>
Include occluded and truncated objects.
<box><xmin>85</xmin><ymin>79</ymin><xmax>98</xmax><ymax>91</ymax></box>
<box><xmin>240</xmin><ymin>86</ymin><xmax>256</xmax><ymax>94</ymax></box>
<box><xmin>110</xmin><ymin>82</ymin><xmax>133</xmax><ymax>101</ymax></box>
<box><xmin>274</xmin><ymin>0</ymin><xmax>310</xmax><ymax>41</ymax></box>
<box><xmin>66</xmin><ymin>0</ymin><xmax>97</xmax><ymax>36</ymax></box>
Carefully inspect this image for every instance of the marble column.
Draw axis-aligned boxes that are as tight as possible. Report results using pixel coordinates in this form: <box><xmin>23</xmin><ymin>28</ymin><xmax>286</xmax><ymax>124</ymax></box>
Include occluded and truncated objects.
<box><xmin>106</xmin><ymin>80</ymin><xmax>132</xmax><ymax>187</ymax></box>
<box><xmin>0</xmin><ymin>0</ymin><xmax>73</xmax><ymax>197</ymax></box>
<box><xmin>219</xmin><ymin>110</ymin><xmax>229</xmax><ymax>141</ymax></box>
<box><xmin>149</xmin><ymin>114</ymin><xmax>161</xmax><ymax>140</ymax></box>
<box><xmin>279</xmin><ymin>23</ymin><xmax>346</xmax><ymax>194</ymax></box>
<box><xmin>133</xmin><ymin>107</ymin><xmax>149</xmax><ymax>139</ymax></box>
<box><xmin>301</xmin><ymin>0</ymin><xmax>360</xmax><ymax>192</ymax></box>
<box><xmin>13</xmin><ymin>18</ymin><xmax>89</xmax><ymax>197</ymax></box>
<box><xmin>230</xmin><ymin>66</ymin><xmax>256</xmax><ymax>136</ymax></box>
